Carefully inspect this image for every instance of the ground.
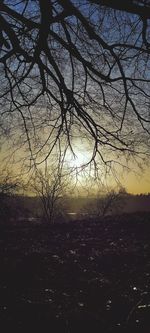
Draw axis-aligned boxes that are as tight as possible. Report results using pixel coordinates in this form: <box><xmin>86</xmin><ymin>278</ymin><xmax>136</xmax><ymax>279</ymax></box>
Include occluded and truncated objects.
<box><xmin>0</xmin><ymin>213</ymin><xmax>150</xmax><ymax>332</ymax></box>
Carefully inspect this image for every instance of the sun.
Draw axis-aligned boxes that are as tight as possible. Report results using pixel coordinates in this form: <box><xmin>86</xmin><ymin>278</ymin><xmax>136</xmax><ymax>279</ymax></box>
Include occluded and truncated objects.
<box><xmin>67</xmin><ymin>151</ymin><xmax>90</xmax><ymax>169</ymax></box>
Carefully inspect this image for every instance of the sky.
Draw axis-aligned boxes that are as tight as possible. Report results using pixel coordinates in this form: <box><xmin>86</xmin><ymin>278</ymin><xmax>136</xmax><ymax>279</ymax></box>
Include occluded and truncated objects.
<box><xmin>122</xmin><ymin>167</ymin><xmax>150</xmax><ymax>194</ymax></box>
<box><xmin>1</xmin><ymin>140</ymin><xmax>150</xmax><ymax>195</ymax></box>
<box><xmin>0</xmin><ymin>1</ymin><xmax>150</xmax><ymax>195</ymax></box>
<box><xmin>64</xmin><ymin>144</ymin><xmax>150</xmax><ymax>194</ymax></box>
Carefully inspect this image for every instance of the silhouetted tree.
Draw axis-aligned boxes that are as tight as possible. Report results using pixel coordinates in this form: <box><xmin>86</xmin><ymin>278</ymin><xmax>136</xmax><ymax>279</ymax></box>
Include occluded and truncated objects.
<box><xmin>96</xmin><ymin>189</ymin><xmax>126</xmax><ymax>216</ymax></box>
<box><xmin>0</xmin><ymin>173</ymin><xmax>20</xmax><ymax>221</ymax></box>
<box><xmin>81</xmin><ymin>187</ymin><xmax>127</xmax><ymax>218</ymax></box>
<box><xmin>31</xmin><ymin>162</ymin><xmax>71</xmax><ymax>223</ymax></box>
<box><xmin>0</xmin><ymin>1</ymin><xmax>150</xmax><ymax>167</ymax></box>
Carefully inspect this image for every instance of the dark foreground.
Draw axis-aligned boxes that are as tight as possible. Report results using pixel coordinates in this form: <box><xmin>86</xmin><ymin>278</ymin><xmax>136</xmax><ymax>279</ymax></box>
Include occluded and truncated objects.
<box><xmin>0</xmin><ymin>213</ymin><xmax>150</xmax><ymax>332</ymax></box>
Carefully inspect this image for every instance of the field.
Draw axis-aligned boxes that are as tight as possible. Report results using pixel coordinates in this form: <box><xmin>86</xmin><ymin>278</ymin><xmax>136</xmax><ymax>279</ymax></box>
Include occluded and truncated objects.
<box><xmin>0</xmin><ymin>213</ymin><xmax>150</xmax><ymax>332</ymax></box>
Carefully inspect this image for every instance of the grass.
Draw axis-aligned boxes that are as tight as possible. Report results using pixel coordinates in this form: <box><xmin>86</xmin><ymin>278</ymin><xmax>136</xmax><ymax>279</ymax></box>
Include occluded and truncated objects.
<box><xmin>0</xmin><ymin>212</ymin><xmax>150</xmax><ymax>332</ymax></box>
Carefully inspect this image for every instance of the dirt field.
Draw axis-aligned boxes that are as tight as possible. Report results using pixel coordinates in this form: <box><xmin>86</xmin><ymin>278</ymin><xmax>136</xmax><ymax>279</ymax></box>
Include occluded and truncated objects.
<box><xmin>0</xmin><ymin>213</ymin><xmax>150</xmax><ymax>332</ymax></box>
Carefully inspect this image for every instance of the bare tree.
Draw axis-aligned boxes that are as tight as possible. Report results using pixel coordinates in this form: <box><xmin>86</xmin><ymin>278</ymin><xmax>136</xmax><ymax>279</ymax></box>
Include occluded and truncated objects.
<box><xmin>0</xmin><ymin>170</ymin><xmax>21</xmax><ymax>195</ymax></box>
<box><xmin>0</xmin><ymin>1</ymin><xmax>150</xmax><ymax>168</ymax></box>
<box><xmin>0</xmin><ymin>171</ymin><xmax>21</xmax><ymax>221</ymax></box>
<box><xmin>31</xmin><ymin>163</ymin><xmax>71</xmax><ymax>223</ymax></box>
<box><xmin>81</xmin><ymin>187</ymin><xmax>127</xmax><ymax>219</ymax></box>
<box><xmin>96</xmin><ymin>188</ymin><xmax>127</xmax><ymax>217</ymax></box>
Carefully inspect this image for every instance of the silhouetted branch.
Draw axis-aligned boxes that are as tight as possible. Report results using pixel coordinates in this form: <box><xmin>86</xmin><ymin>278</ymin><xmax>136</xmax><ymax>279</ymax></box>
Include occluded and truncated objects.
<box><xmin>0</xmin><ymin>0</ymin><xmax>150</xmax><ymax>168</ymax></box>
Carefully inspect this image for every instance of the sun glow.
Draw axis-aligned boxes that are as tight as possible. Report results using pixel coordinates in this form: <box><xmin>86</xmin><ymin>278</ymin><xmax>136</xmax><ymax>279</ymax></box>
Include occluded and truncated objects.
<box><xmin>67</xmin><ymin>151</ymin><xmax>90</xmax><ymax>169</ymax></box>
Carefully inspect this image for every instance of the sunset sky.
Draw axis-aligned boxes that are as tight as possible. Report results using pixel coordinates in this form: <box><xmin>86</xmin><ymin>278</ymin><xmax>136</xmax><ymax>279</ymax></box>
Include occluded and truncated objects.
<box><xmin>0</xmin><ymin>1</ymin><xmax>150</xmax><ymax>196</ymax></box>
<box><xmin>65</xmin><ymin>147</ymin><xmax>150</xmax><ymax>195</ymax></box>
<box><xmin>120</xmin><ymin>167</ymin><xmax>150</xmax><ymax>194</ymax></box>
<box><xmin>1</xmin><ymin>139</ymin><xmax>150</xmax><ymax>195</ymax></box>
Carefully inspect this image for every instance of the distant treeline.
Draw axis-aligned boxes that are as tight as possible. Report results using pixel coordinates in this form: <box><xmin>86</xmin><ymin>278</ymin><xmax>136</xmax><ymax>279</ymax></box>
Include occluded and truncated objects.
<box><xmin>1</xmin><ymin>193</ymin><xmax>150</xmax><ymax>223</ymax></box>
